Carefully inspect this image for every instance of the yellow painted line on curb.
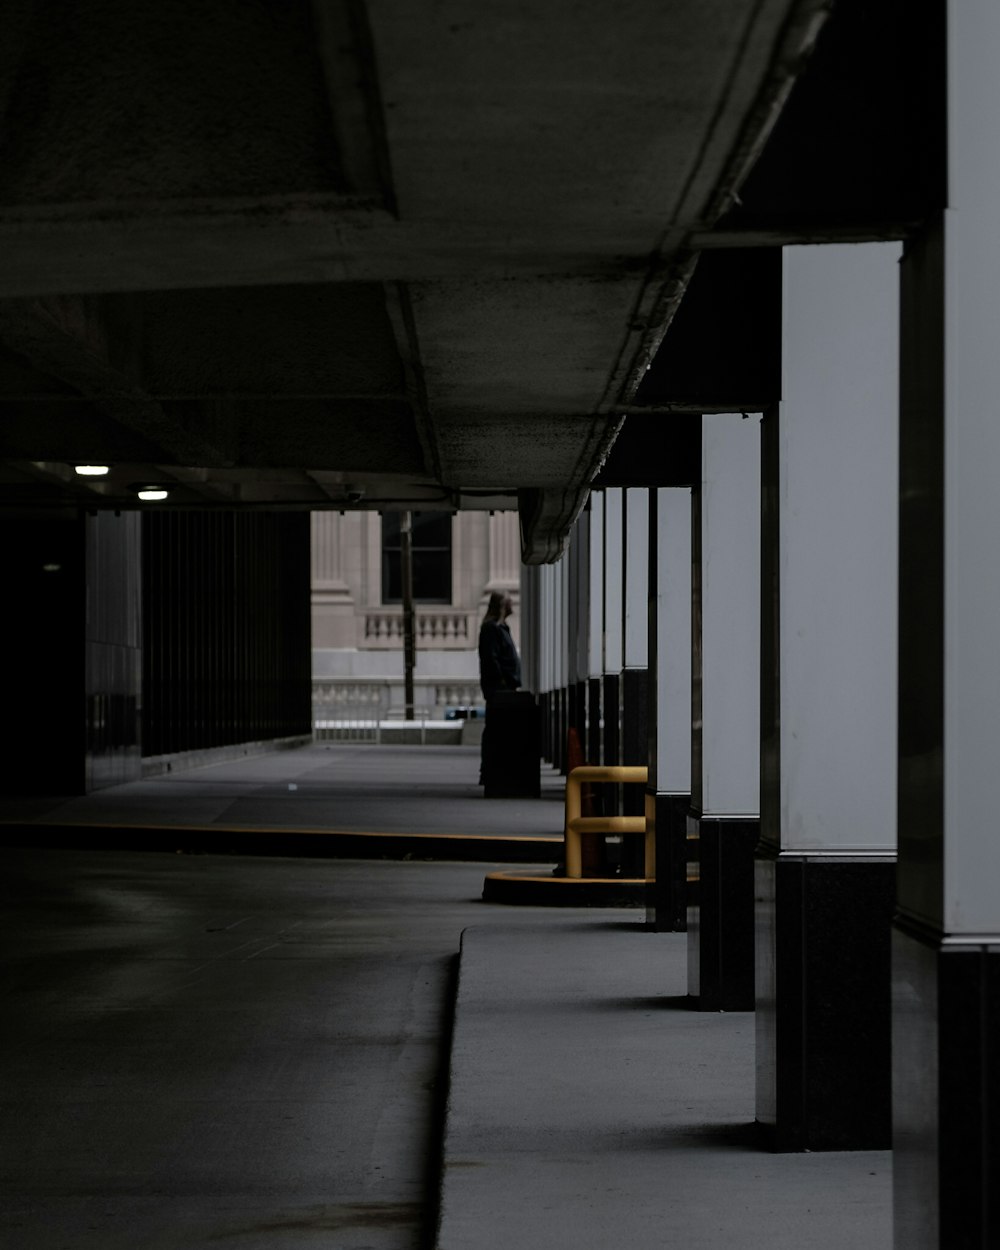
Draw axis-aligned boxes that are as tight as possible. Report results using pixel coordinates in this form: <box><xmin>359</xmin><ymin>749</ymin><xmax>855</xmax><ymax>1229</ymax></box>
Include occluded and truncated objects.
<box><xmin>484</xmin><ymin>871</ymin><xmax>648</xmax><ymax>885</ymax></box>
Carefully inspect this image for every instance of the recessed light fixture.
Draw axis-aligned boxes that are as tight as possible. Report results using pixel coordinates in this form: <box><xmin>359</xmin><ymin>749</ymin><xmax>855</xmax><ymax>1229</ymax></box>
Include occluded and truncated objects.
<box><xmin>137</xmin><ymin>487</ymin><xmax>169</xmax><ymax>501</ymax></box>
<box><xmin>74</xmin><ymin>464</ymin><xmax>110</xmax><ymax>477</ymax></box>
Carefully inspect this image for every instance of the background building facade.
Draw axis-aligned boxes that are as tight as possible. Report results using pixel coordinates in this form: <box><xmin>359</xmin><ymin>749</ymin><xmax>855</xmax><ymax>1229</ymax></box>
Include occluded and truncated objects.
<box><xmin>311</xmin><ymin>510</ymin><xmax>521</xmax><ymax>720</ymax></box>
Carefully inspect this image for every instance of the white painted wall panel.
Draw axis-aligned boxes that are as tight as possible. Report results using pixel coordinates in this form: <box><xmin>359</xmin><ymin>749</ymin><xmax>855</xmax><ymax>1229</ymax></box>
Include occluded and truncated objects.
<box><xmin>701</xmin><ymin>413</ymin><xmax>760</xmax><ymax>817</ymax></box>
<box><xmin>624</xmin><ymin>489</ymin><xmax>649</xmax><ymax>668</ymax></box>
<box><xmin>657</xmin><ymin>488</ymin><xmax>691</xmax><ymax>794</ymax></box>
<box><xmin>780</xmin><ymin>243</ymin><xmax>899</xmax><ymax>852</ymax></box>
<box><xmin>603</xmin><ymin>488</ymin><xmax>623</xmax><ymax>673</ymax></box>
<box><xmin>944</xmin><ymin>0</ymin><xmax>1000</xmax><ymax>931</ymax></box>
<box><xmin>573</xmin><ymin>514</ymin><xmax>590</xmax><ymax>685</ymax></box>
<box><xmin>588</xmin><ymin>493</ymin><xmax>605</xmax><ymax>678</ymax></box>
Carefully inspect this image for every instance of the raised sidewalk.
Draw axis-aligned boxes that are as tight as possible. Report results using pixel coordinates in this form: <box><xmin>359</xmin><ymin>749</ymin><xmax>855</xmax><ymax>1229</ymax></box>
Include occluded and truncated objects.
<box><xmin>437</xmin><ymin>921</ymin><xmax>892</xmax><ymax>1250</ymax></box>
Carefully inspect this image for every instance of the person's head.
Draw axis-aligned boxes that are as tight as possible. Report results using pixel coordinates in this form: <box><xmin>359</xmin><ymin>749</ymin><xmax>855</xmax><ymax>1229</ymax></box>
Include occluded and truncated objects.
<box><xmin>484</xmin><ymin>591</ymin><xmax>514</xmax><ymax>623</ymax></box>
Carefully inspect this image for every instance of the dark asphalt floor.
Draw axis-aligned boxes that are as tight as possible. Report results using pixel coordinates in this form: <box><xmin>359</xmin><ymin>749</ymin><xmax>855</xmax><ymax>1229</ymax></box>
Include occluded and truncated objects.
<box><xmin>0</xmin><ymin>846</ymin><xmax>604</xmax><ymax>1250</ymax></box>
<box><xmin>0</xmin><ymin>744</ymin><xmax>566</xmax><ymax>840</ymax></box>
<box><xmin>0</xmin><ymin>746</ymin><xmax>893</xmax><ymax>1249</ymax></box>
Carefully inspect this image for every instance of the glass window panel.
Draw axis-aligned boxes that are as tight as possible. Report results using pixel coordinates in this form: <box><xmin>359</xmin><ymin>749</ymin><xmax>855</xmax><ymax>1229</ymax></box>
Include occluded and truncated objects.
<box><xmin>381</xmin><ymin>512</ymin><xmax>452</xmax><ymax>603</ymax></box>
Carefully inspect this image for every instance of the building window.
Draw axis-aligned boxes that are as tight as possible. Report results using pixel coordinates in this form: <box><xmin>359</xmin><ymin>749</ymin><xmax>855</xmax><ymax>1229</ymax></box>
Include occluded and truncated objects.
<box><xmin>381</xmin><ymin>512</ymin><xmax>452</xmax><ymax>603</ymax></box>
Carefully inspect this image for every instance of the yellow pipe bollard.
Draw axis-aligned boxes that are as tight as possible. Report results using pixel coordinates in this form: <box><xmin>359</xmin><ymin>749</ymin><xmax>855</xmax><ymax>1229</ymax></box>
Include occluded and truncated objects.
<box><xmin>564</xmin><ymin>765</ymin><xmax>650</xmax><ymax>878</ymax></box>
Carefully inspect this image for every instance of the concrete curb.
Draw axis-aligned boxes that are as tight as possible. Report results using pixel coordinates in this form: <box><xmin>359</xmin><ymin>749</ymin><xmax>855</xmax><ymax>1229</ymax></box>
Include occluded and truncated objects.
<box><xmin>482</xmin><ymin>869</ymin><xmax>647</xmax><ymax>907</ymax></box>
<box><xmin>0</xmin><ymin>822</ymin><xmax>562</xmax><ymax>863</ymax></box>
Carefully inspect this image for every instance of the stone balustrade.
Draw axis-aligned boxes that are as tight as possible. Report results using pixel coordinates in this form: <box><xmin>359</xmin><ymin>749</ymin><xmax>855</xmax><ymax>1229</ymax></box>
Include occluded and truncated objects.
<box><xmin>362</xmin><ymin>608</ymin><xmax>478</xmax><ymax>649</ymax></box>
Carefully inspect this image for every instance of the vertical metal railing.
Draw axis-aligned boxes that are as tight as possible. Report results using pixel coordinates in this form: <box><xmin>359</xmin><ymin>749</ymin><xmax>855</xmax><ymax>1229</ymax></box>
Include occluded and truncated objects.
<box><xmin>312</xmin><ymin>682</ymin><xmax>390</xmax><ymax>742</ymax></box>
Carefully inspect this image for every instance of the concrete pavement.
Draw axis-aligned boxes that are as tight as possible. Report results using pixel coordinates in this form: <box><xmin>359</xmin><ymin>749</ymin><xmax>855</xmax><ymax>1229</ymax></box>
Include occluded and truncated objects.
<box><xmin>0</xmin><ymin>743</ymin><xmax>565</xmax><ymax>862</ymax></box>
<box><xmin>438</xmin><ymin>923</ymin><xmax>892</xmax><ymax>1250</ymax></box>
<box><xmin>1</xmin><ymin>745</ymin><xmax>894</xmax><ymax>1248</ymax></box>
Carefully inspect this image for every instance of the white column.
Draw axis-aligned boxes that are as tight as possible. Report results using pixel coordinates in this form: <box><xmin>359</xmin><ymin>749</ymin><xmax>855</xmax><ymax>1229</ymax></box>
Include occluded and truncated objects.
<box><xmin>573</xmin><ymin>511</ymin><xmax>590</xmax><ymax>690</ymax></box>
<box><xmin>603</xmin><ymin>488</ymin><xmax>623</xmax><ymax>677</ymax></box>
<box><xmin>699</xmin><ymin>414</ymin><xmax>760</xmax><ymax>819</ymax></box>
<box><xmin>540</xmin><ymin>562</ymin><xmax>556</xmax><ymax>698</ymax></box>
<box><xmin>486</xmin><ymin>511</ymin><xmax>520</xmax><ymax>593</ymax></box>
<box><xmin>645</xmin><ymin>486</ymin><xmax>693</xmax><ymax>930</ymax></box>
<box><xmin>311</xmin><ymin>511</ymin><xmax>345</xmax><ymax>587</ymax></box>
<box><xmin>558</xmin><ymin>548</ymin><xmax>569</xmax><ymax>695</ymax></box>
<box><xmin>622</xmin><ymin>489</ymin><xmax>648</xmax><ymax>671</ymax></box>
<box><xmin>688</xmin><ymin>413</ymin><xmax>760</xmax><ymax>1009</ymax></box>
<box><xmin>756</xmin><ymin>242</ymin><xmax>899</xmax><ymax>1152</ymax></box>
<box><xmin>566</xmin><ymin>515</ymin><xmax>582</xmax><ymax>689</ymax></box>
<box><xmin>588</xmin><ymin>493</ymin><xmax>605</xmax><ymax>683</ymax></box>
<box><xmin>310</xmin><ymin>512</ymin><xmax>356</xmax><ymax>651</ymax></box>
<box><xmin>655</xmin><ymin>488</ymin><xmax>691</xmax><ymax>796</ymax></box>
<box><xmin>893</xmin><ymin>8</ymin><xmax>1000</xmax><ymax>1242</ymax></box>
<box><xmin>549</xmin><ymin>559</ymin><xmax>561</xmax><ymax>698</ymax></box>
<box><xmin>939</xmin><ymin>7</ymin><xmax>1000</xmax><ymax>941</ymax></box>
<box><xmin>775</xmin><ymin>244</ymin><xmax>898</xmax><ymax>854</ymax></box>
<box><xmin>602</xmin><ymin>486</ymin><xmax>624</xmax><ymax>768</ymax></box>
<box><xmin>621</xmin><ymin>489</ymin><xmax>649</xmax><ymax>850</ymax></box>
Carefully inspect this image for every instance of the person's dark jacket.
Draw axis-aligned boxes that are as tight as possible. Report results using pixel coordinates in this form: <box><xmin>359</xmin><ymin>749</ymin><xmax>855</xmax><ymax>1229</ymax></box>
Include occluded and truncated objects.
<box><xmin>478</xmin><ymin>619</ymin><xmax>521</xmax><ymax>699</ymax></box>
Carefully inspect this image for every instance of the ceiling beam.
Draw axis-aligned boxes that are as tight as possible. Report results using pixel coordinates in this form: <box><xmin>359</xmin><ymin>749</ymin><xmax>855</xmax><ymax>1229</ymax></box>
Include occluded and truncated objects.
<box><xmin>0</xmin><ymin>297</ymin><xmax>234</xmax><ymax>465</ymax></box>
<box><xmin>691</xmin><ymin>221</ymin><xmax>921</xmax><ymax>249</ymax></box>
<box><xmin>309</xmin><ymin>0</ymin><xmax>397</xmax><ymax>206</ymax></box>
<box><xmin>381</xmin><ymin>281</ymin><xmax>443</xmax><ymax>484</ymax></box>
<box><xmin>0</xmin><ymin>198</ymin><xmax>666</xmax><ymax>299</ymax></box>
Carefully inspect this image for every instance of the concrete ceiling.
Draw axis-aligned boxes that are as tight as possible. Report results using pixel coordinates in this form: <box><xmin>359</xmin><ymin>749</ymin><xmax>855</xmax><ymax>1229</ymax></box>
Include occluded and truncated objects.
<box><xmin>0</xmin><ymin>0</ymin><xmax>835</xmax><ymax>560</ymax></box>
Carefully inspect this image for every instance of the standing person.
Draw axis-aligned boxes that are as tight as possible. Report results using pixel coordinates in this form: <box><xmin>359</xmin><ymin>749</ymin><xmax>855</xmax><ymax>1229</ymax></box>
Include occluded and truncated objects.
<box><xmin>478</xmin><ymin>591</ymin><xmax>520</xmax><ymax>700</ymax></box>
<box><xmin>478</xmin><ymin>591</ymin><xmax>521</xmax><ymax>785</ymax></box>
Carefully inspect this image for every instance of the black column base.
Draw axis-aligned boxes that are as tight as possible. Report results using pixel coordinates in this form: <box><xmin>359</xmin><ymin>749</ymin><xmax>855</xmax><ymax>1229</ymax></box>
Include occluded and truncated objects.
<box><xmin>620</xmin><ymin>668</ymin><xmax>648</xmax><ymax>771</ymax></box>
<box><xmin>687</xmin><ymin>813</ymin><xmax>757</xmax><ymax>1010</ymax></box>
<box><xmin>571</xmin><ymin>679</ymin><xmax>586</xmax><ymax>741</ymax></box>
<box><xmin>557</xmin><ymin>686</ymin><xmax>569</xmax><ymax>774</ymax></box>
<box><xmin>602</xmin><ymin>672</ymin><xmax>620</xmax><ymax>770</ymax></box>
<box><xmin>552</xmin><ymin>687</ymin><xmax>566</xmax><ymax>773</ymax></box>
<box><xmin>646</xmin><ymin>792</ymin><xmax>689</xmax><ymax>931</ymax></box>
<box><xmin>755</xmin><ymin>851</ymin><xmax>895</xmax><ymax>1151</ymax></box>
<box><xmin>620</xmin><ymin>667</ymin><xmax>648</xmax><ymax>876</ymax></box>
<box><xmin>587</xmin><ymin>677</ymin><xmax>602</xmax><ymax>765</ymax></box>
<box><xmin>893</xmin><ymin>921</ymin><xmax>1000</xmax><ymax>1248</ymax></box>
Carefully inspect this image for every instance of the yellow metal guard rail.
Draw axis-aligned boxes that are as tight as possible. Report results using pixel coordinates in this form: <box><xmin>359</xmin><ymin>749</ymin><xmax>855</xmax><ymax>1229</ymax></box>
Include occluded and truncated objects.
<box><xmin>564</xmin><ymin>765</ymin><xmax>651</xmax><ymax>879</ymax></box>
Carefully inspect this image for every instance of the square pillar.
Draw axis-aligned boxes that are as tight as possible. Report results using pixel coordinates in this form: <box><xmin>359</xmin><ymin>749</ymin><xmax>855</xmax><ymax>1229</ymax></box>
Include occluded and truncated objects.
<box><xmin>646</xmin><ymin>488</ymin><xmax>692</xmax><ymax>932</ymax></box>
<box><xmin>586</xmin><ymin>493</ymin><xmax>605</xmax><ymax>765</ymax></box>
<box><xmin>602</xmin><ymin>488</ymin><xmax>623</xmax><ymax>772</ymax></box>
<box><xmin>894</xmin><ymin>7</ymin><xmax>1000</xmax><ymax>1237</ymax></box>
<box><xmin>620</xmin><ymin>489</ymin><xmax>648</xmax><ymax>876</ymax></box>
<box><xmin>757</xmin><ymin>244</ymin><xmax>899</xmax><ymax>1151</ymax></box>
<box><xmin>688</xmin><ymin>413</ymin><xmax>760</xmax><ymax>1011</ymax></box>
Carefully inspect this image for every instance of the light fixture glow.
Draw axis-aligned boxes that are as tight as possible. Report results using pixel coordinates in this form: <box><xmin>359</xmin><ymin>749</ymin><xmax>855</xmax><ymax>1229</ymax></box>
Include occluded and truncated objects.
<box><xmin>137</xmin><ymin>488</ymin><xmax>169</xmax><ymax>501</ymax></box>
<box><xmin>74</xmin><ymin>464</ymin><xmax>110</xmax><ymax>477</ymax></box>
